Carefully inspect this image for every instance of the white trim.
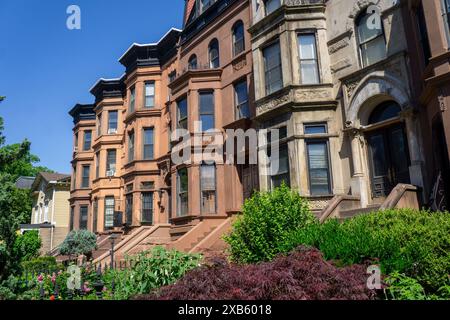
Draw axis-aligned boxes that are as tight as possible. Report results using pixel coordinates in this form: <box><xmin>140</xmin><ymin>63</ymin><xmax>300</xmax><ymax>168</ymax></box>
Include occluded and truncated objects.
<box><xmin>117</xmin><ymin>27</ymin><xmax>182</xmax><ymax>62</ymax></box>
<box><xmin>89</xmin><ymin>74</ymin><xmax>126</xmax><ymax>92</ymax></box>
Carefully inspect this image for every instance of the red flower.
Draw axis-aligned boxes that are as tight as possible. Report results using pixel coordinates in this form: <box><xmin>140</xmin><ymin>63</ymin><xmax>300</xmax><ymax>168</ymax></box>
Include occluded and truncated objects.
<box><xmin>49</xmin><ymin>295</ymin><xmax>55</xmax><ymax>301</ymax></box>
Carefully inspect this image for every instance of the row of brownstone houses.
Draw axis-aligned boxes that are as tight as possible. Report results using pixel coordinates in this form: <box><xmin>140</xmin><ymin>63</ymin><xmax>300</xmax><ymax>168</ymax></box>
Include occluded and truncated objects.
<box><xmin>48</xmin><ymin>0</ymin><xmax>450</xmax><ymax>262</ymax></box>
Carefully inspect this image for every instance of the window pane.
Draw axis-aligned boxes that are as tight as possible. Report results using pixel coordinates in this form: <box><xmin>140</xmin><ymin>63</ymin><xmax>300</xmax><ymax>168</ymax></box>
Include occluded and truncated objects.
<box><xmin>305</xmin><ymin>124</ymin><xmax>327</xmax><ymax>135</ymax></box>
<box><xmin>142</xmin><ymin>192</ymin><xmax>153</xmax><ymax>223</ymax></box>
<box><xmin>104</xmin><ymin>197</ymin><xmax>115</xmax><ymax>228</ymax></box>
<box><xmin>209</xmin><ymin>41</ymin><xmax>220</xmax><ymax>68</ymax></box>
<box><xmin>83</xmin><ymin>131</ymin><xmax>92</xmax><ymax>151</ymax></box>
<box><xmin>145</xmin><ymin>82</ymin><xmax>155</xmax><ymax>108</ymax></box>
<box><xmin>299</xmin><ymin>34</ymin><xmax>317</xmax><ymax>60</ymax></box>
<box><xmin>79</xmin><ymin>206</ymin><xmax>88</xmax><ymax>230</ymax></box>
<box><xmin>128</xmin><ymin>132</ymin><xmax>135</xmax><ymax>161</ymax></box>
<box><xmin>179</xmin><ymin>169</ymin><xmax>188</xmax><ymax>192</ymax></box>
<box><xmin>201</xmin><ymin>165</ymin><xmax>215</xmax><ymax>190</ymax></box>
<box><xmin>271</xmin><ymin>144</ymin><xmax>290</xmax><ymax>188</ymax></box>
<box><xmin>264</xmin><ymin>42</ymin><xmax>283</xmax><ymax>94</ymax></box>
<box><xmin>233</xmin><ymin>22</ymin><xmax>245</xmax><ymax>56</ymax></box>
<box><xmin>82</xmin><ymin>166</ymin><xmax>90</xmax><ymax>188</ymax></box>
<box><xmin>130</xmin><ymin>87</ymin><xmax>135</xmax><ymax>112</ymax></box>
<box><xmin>307</xmin><ymin>142</ymin><xmax>331</xmax><ymax>195</ymax></box>
<box><xmin>108</xmin><ymin>111</ymin><xmax>118</xmax><ymax>132</ymax></box>
<box><xmin>357</xmin><ymin>13</ymin><xmax>383</xmax><ymax>43</ymax></box>
<box><xmin>301</xmin><ymin>60</ymin><xmax>320</xmax><ymax>85</ymax></box>
<box><xmin>361</xmin><ymin>36</ymin><xmax>386</xmax><ymax>66</ymax></box>
<box><xmin>143</xmin><ymin>129</ymin><xmax>154</xmax><ymax>160</ymax></box>
<box><xmin>200</xmin><ymin>92</ymin><xmax>214</xmax><ymax>131</ymax></box>
<box><xmin>107</xmin><ymin>150</ymin><xmax>116</xmax><ymax>173</ymax></box>
<box><xmin>265</xmin><ymin>0</ymin><xmax>281</xmax><ymax>15</ymax></box>
<box><xmin>178</xmin><ymin>98</ymin><xmax>188</xmax><ymax>129</ymax></box>
<box><xmin>126</xmin><ymin>194</ymin><xmax>133</xmax><ymax>225</ymax></box>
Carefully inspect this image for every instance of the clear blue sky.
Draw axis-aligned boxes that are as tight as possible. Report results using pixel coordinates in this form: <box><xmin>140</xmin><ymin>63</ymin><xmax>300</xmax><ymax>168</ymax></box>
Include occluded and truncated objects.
<box><xmin>0</xmin><ymin>0</ymin><xmax>184</xmax><ymax>174</ymax></box>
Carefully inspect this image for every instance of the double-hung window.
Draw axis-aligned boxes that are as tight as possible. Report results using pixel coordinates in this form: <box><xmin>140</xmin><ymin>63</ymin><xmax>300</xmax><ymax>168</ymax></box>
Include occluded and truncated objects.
<box><xmin>209</xmin><ymin>39</ymin><xmax>220</xmax><ymax>69</ymax></box>
<box><xmin>177</xmin><ymin>168</ymin><xmax>188</xmax><ymax>216</ymax></box>
<box><xmin>269</xmin><ymin>126</ymin><xmax>290</xmax><ymax>188</ymax></box>
<box><xmin>81</xmin><ymin>165</ymin><xmax>90</xmax><ymax>188</ymax></box>
<box><xmin>305</xmin><ymin>123</ymin><xmax>332</xmax><ymax>195</ymax></box>
<box><xmin>234</xmin><ymin>80</ymin><xmax>250</xmax><ymax>119</ymax></box>
<box><xmin>129</xmin><ymin>86</ymin><xmax>136</xmax><ymax>112</ymax></box>
<box><xmin>104</xmin><ymin>197</ymin><xmax>115</xmax><ymax>229</ymax></box>
<box><xmin>177</xmin><ymin>98</ymin><xmax>188</xmax><ymax>130</ymax></box>
<box><xmin>93</xmin><ymin>200</ymin><xmax>98</xmax><ymax>233</ymax></box>
<box><xmin>95</xmin><ymin>152</ymin><xmax>100</xmax><ymax>179</ymax></box>
<box><xmin>108</xmin><ymin>111</ymin><xmax>118</xmax><ymax>134</ymax></box>
<box><xmin>298</xmin><ymin>33</ymin><xmax>320</xmax><ymax>85</ymax></box>
<box><xmin>106</xmin><ymin>149</ymin><xmax>117</xmax><ymax>176</ymax></box>
<box><xmin>141</xmin><ymin>192</ymin><xmax>153</xmax><ymax>224</ymax></box>
<box><xmin>356</xmin><ymin>11</ymin><xmax>386</xmax><ymax>67</ymax></box>
<box><xmin>199</xmin><ymin>91</ymin><xmax>215</xmax><ymax>131</ymax></box>
<box><xmin>126</xmin><ymin>194</ymin><xmax>133</xmax><ymax>225</ymax></box>
<box><xmin>143</xmin><ymin>128</ymin><xmax>154</xmax><ymax>160</ymax></box>
<box><xmin>144</xmin><ymin>82</ymin><xmax>155</xmax><ymax>108</ymax></box>
<box><xmin>79</xmin><ymin>206</ymin><xmax>88</xmax><ymax>230</ymax></box>
<box><xmin>201</xmin><ymin>164</ymin><xmax>216</xmax><ymax>214</ymax></box>
<box><xmin>263</xmin><ymin>41</ymin><xmax>283</xmax><ymax>95</ymax></box>
<box><xmin>128</xmin><ymin>131</ymin><xmax>135</xmax><ymax>162</ymax></box>
<box><xmin>83</xmin><ymin>131</ymin><xmax>92</xmax><ymax>151</ymax></box>
<box><xmin>232</xmin><ymin>21</ymin><xmax>245</xmax><ymax>56</ymax></box>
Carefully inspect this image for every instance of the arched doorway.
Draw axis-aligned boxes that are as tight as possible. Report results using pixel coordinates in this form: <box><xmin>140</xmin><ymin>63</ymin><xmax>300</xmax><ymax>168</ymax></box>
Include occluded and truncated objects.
<box><xmin>365</xmin><ymin>101</ymin><xmax>411</xmax><ymax>198</ymax></box>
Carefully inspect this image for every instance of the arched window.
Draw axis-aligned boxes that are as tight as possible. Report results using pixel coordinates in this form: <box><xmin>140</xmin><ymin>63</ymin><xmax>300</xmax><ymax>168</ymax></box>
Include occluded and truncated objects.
<box><xmin>232</xmin><ymin>21</ymin><xmax>245</xmax><ymax>57</ymax></box>
<box><xmin>209</xmin><ymin>39</ymin><xmax>220</xmax><ymax>68</ymax></box>
<box><xmin>368</xmin><ymin>101</ymin><xmax>401</xmax><ymax>125</ymax></box>
<box><xmin>188</xmin><ymin>54</ymin><xmax>198</xmax><ymax>70</ymax></box>
<box><xmin>356</xmin><ymin>9</ymin><xmax>386</xmax><ymax>67</ymax></box>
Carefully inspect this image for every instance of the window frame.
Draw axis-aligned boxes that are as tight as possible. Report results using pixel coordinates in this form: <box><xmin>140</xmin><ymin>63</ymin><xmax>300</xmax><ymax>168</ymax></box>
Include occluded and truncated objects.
<box><xmin>188</xmin><ymin>55</ymin><xmax>198</xmax><ymax>70</ymax></box>
<box><xmin>200</xmin><ymin>164</ymin><xmax>217</xmax><ymax>214</ymax></box>
<box><xmin>129</xmin><ymin>86</ymin><xmax>136</xmax><ymax>113</ymax></box>
<box><xmin>108</xmin><ymin>110</ymin><xmax>118</xmax><ymax>134</ymax></box>
<box><xmin>83</xmin><ymin>130</ymin><xmax>92</xmax><ymax>151</ymax></box>
<box><xmin>106</xmin><ymin>149</ymin><xmax>117</xmax><ymax>176</ymax></box>
<box><xmin>93</xmin><ymin>200</ymin><xmax>98</xmax><ymax>233</ymax></box>
<box><xmin>199</xmin><ymin>90</ymin><xmax>215</xmax><ymax>132</ymax></box>
<box><xmin>81</xmin><ymin>165</ymin><xmax>90</xmax><ymax>189</ymax></box>
<box><xmin>177</xmin><ymin>168</ymin><xmax>189</xmax><ymax>217</ymax></box>
<box><xmin>104</xmin><ymin>196</ymin><xmax>115</xmax><ymax>230</ymax></box>
<box><xmin>297</xmin><ymin>32</ymin><xmax>321</xmax><ymax>85</ymax></box>
<box><xmin>264</xmin><ymin>0</ymin><xmax>281</xmax><ymax>16</ymax></box>
<box><xmin>144</xmin><ymin>81</ymin><xmax>156</xmax><ymax>108</ymax></box>
<box><xmin>234</xmin><ymin>79</ymin><xmax>250</xmax><ymax>120</ymax></box>
<box><xmin>143</xmin><ymin>128</ymin><xmax>154</xmax><ymax>160</ymax></box>
<box><xmin>141</xmin><ymin>192</ymin><xmax>154</xmax><ymax>224</ymax></box>
<box><xmin>209</xmin><ymin>39</ymin><xmax>220</xmax><ymax>69</ymax></box>
<box><xmin>177</xmin><ymin>97</ymin><xmax>188</xmax><ymax>130</ymax></box>
<box><xmin>262</xmin><ymin>40</ymin><xmax>283</xmax><ymax>95</ymax></box>
<box><xmin>79</xmin><ymin>205</ymin><xmax>88</xmax><ymax>230</ymax></box>
<box><xmin>232</xmin><ymin>20</ymin><xmax>245</xmax><ymax>57</ymax></box>
<box><xmin>304</xmin><ymin>123</ymin><xmax>333</xmax><ymax>196</ymax></box>
<box><xmin>128</xmin><ymin>131</ymin><xmax>135</xmax><ymax>162</ymax></box>
<box><xmin>125</xmin><ymin>193</ymin><xmax>133</xmax><ymax>225</ymax></box>
<box><xmin>355</xmin><ymin>9</ymin><xmax>387</xmax><ymax>68</ymax></box>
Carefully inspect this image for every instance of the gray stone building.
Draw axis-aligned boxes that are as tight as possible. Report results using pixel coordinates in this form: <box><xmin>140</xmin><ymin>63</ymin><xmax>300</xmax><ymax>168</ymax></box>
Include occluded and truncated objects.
<box><xmin>250</xmin><ymin>0</ymin><xmax>424</xmax><ymax>213</ymax></box>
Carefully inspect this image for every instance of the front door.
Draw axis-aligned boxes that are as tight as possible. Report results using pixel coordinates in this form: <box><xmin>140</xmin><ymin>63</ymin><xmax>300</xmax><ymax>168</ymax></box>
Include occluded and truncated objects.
<box><xmin>367</xmin><ymin>124</ymin><xmax>410</xmax><ymax>198</ymax></box>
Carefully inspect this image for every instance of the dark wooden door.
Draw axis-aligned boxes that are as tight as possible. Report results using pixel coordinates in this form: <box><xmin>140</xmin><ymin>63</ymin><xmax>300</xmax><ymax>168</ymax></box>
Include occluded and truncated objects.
<box><xmin>367</xmin><ymin>124</ymin><xmax>410</xmax><ymax>198</ymax></box>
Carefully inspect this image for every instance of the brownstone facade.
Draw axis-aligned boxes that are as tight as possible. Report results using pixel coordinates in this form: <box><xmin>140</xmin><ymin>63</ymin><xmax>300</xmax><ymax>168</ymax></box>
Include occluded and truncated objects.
<box><xmin>402</xmin><ymin>0</ymin><xmax>450</xmax><ymax>210</ymax></box>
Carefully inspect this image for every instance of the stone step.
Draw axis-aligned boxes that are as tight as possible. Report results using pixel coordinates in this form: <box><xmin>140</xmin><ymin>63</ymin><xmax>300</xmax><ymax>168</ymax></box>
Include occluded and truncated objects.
<box><xmin>339</xmin><ymin>205</ymin><xmax>380</xmax><ymax>220</ymax></box>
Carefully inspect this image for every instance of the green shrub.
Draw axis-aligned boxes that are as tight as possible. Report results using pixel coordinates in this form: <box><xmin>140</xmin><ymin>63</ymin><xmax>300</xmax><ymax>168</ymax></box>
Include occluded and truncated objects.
<box><xmin>224</xmin><ymin>184</ymin><xmax>316</xmax><ymax>264</ymax></box>
<box><xmin>21</xmin><ymin>256</ymin><xmax>60</xmax><ymax>273</ymax></box>
<box><xmin>284</xmin><ymin>209</ymin><xmax>450</xmax><ymax>294</ymax></box>
<box><xmin>107</xmin><ymin>246</ymin><xmax>202</xmax><ymax>300</ymax></box>
<box><xmin>59</xmin><ymin>230</ymin><xmax>97</xmax><ymax>259</ymax></box>
<box><xmin>12</xmin><ymin>231</ymin><xmax>41</xmax><ymax>263</ymax></box>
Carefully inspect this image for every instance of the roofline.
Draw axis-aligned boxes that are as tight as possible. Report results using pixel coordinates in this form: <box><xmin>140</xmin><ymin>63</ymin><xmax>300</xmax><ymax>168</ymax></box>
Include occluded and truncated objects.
<box><xmin>89</xmin><ymin>74</ymin><xmax>126</xmax><ymax>93</ymax></box>
<box><xmin>118</xmin><ymin>27</ymin><xmax>182</xmax><ymax>62</ymax></box>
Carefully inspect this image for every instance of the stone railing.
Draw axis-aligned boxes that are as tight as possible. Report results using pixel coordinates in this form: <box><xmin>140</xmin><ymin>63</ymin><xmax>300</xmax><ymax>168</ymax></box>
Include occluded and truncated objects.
<box><xmin>284</xmin><ymin>0</ymin><xmax>325</xmax><ymax>6</ymax></box>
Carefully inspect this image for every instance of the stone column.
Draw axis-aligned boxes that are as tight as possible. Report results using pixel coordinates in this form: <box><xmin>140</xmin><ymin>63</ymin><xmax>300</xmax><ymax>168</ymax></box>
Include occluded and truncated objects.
<box><xmin>349</xmin><ymin>127</ymin><xmax>369</xmax><ymax>207</ymax></box>
<box><xmin>400</xmin><ymin>108</ymin><xmax>427</xmax><ymax>198</ymax></box>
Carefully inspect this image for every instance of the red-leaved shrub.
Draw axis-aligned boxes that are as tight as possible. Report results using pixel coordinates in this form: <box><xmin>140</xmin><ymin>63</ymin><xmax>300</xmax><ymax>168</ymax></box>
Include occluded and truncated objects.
<box><xmin>135</xmin><ymin>247</ymin><xmax>377</xmax><ymax>300</ymax></box>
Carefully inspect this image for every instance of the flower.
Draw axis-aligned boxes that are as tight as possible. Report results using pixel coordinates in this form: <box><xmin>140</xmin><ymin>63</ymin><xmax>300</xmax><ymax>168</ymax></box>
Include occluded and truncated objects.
<box><xmin>37</xmin><ymin>274</ymin><xmax>43</xmax><ymax>282</ymax></box>
<box><xmin>49</xmin><ymin>295</ymin><xmax>55</xmax><ymax>301</ymax></box>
